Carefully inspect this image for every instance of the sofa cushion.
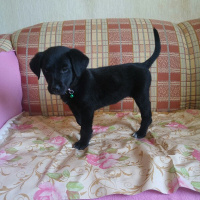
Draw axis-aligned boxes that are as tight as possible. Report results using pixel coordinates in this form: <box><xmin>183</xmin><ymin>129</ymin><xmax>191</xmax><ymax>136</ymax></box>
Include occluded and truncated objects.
<box><xmin>0</xmin><ymin>51</ymin><xmax>22</xmax><ymax>128</ymax></box>
<box><xmin>11</xmin><ymin>18</ymin><xmax>200</xmax><ymax>116</ymax></box>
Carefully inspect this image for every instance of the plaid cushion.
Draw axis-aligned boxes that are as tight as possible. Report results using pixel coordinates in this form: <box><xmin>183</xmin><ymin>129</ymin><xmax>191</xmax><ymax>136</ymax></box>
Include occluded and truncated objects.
<box><xmin>11</xmin><ymin>18</ymin><xmax>200</xmax><ymax>116</ymax></box>
<box><xmin>0</xmin><ymin>34</ymin><xmax>13</xmax><ymax>52</ymax></box>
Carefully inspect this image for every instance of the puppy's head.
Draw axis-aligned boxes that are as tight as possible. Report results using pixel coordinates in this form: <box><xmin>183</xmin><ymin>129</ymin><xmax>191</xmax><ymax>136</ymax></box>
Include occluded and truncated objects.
<box><xmin>30</xmin><ymin>46</ymin><xmax>89</xmax><ymax>95</ymax></box>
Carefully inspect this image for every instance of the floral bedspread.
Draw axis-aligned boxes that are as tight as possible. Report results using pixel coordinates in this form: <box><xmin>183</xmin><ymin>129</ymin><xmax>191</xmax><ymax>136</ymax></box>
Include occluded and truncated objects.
<box><xmin>0</xmin><ymin>110</ymin><xmax>200</xmax><ymax>199</ymax></box>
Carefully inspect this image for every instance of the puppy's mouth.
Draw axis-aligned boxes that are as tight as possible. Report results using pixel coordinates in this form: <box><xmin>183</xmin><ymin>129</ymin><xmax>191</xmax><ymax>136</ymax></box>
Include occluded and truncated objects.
<box><xmin>48</xmin><ymin>87</ymin><xmax>66</xmax><ymax>95</ymax></box>
<box><xmin>50</xmin><ymin>91</ymin><xmax>65</xmax><ymax>95</ymax></box>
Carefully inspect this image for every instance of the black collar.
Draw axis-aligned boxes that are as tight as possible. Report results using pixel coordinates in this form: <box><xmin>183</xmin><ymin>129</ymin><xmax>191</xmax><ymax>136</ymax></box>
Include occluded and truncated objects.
<box><xmin>66</xmin><ymin>75</ymin><xmax>79</xmax><ymax>99</ymax></box>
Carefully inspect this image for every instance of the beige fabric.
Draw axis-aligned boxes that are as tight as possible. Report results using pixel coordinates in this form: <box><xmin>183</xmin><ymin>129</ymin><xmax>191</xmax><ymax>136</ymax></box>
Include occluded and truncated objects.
<box><xmin>0</xmin><ymin>110</ymin><xmax>200</xmax><ymax>199</ymax></box>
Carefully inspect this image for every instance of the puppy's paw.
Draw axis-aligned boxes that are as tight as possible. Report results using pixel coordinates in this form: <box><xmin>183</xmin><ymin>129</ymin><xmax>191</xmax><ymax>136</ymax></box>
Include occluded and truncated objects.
<box><xmin>132</xmin><ymin>131</ymin><xmax>146</xmax><ymax>139</ymax></box>
<box><xmin>73</xmin><ymin>140</ymin><xmax>88</xmax><ymax>150</ymax></box>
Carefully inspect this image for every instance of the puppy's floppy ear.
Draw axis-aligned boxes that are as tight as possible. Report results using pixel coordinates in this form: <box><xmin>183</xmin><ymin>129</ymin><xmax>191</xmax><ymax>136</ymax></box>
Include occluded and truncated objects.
<box><xmin>68</xmin><ymin>49</ymin><xmax>89</xmax><ymax>77</ymax></box>
<box><xmin>30</xmin><ymin>52</ymin><xmax>43</xmax><ymax>79</ymax></box>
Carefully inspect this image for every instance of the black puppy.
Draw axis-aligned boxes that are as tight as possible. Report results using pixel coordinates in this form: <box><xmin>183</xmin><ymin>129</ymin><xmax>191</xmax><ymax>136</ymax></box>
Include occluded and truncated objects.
<box><xmin>30</xmin><ymin>28</ymin><xmax>161</xmax><ymax>150</ymax></box>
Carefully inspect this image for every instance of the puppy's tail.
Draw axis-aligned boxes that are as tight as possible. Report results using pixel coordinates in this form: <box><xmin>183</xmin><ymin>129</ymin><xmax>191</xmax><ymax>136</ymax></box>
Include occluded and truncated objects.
<box><xmin>143</xmin><ymin>28</ymin><xmax>161</xmax><ymax>68</ymax></box>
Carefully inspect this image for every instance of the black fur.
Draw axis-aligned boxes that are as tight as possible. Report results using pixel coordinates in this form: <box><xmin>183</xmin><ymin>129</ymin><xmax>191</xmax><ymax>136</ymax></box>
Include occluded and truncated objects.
<box><xmin>30</xmin><ymin>28</ymin><xmax>161</xmax><ymax>150</ymax></box>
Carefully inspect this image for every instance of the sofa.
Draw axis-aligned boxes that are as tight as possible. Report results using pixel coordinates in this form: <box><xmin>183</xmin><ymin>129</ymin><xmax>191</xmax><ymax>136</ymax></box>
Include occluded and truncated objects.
<box><xmin>0</xmin><ymin>18</ymin><xmax>200</xmax><ymax>200</ymax></box>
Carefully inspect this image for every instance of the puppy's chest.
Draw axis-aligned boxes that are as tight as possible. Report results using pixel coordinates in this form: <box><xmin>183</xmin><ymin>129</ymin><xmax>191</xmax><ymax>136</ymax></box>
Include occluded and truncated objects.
<box><xmin>60</xmin><ymin>94</ymin><xmax>81</xmax><ymax>107</ymax></box>
<box><xmin>61</xmin><ymin>94</ymin><xmax>74</xmax><ymax>104</ymax></box>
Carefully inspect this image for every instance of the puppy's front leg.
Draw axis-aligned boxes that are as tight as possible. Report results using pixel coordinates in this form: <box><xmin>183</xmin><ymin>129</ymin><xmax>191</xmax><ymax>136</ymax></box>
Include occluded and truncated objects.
<box><xmin>73</xmin><ymin>109</ymin><xmax>94</xmax><ymax>150</ymax></box>
<box><xmin>68</xmin><ymin>104</ymin><xmax>82</xmax><ymax>126</ymax></box>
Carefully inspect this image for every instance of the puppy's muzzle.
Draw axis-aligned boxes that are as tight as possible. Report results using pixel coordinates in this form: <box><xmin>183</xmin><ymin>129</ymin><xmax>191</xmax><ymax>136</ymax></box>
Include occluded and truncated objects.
<box><xmin>50</xmin><ymin>85</ymin><xmax>61</xmax><ymax>95</ymax></box>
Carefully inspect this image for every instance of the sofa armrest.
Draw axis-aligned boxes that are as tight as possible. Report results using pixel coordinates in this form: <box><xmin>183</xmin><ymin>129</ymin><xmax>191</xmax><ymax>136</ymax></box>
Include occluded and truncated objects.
<box><xmin>0</xmin><ymin>50</ymin><xmax>22</xmax><ymax>128</ymax></box>
<box><xmin>0</xmin><ymin>34</ymin><xmax>13</xmax><ymax>52</ymax></box>
<box><xmin>178</xmin><ymin>19</ymin><xmax>200</xmax><ymax>109</ymax></box>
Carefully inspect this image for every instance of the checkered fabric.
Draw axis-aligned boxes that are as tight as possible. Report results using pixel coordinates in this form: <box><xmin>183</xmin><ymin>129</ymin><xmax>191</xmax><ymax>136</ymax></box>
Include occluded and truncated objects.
<box><xmin>11</xmin><ymin>18</ymin><xmax>200</xmax><ymax>116</ymax></box>
<box><xmin>0</xmin><ymin>34</ymin><xmax>13</xmax><ymax>52</ymax></box>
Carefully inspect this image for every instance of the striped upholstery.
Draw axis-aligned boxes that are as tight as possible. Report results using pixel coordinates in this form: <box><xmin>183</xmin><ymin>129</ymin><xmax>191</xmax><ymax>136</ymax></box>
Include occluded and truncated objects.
<box><xmin>11</xmin><ymin>18</ymin><xmax>200</xmax><ymax>116</ymax></box>
<box><xmin>0</xmin><ymin>34</ymin><xmax>13</xmax><ymax>52</ymax></box>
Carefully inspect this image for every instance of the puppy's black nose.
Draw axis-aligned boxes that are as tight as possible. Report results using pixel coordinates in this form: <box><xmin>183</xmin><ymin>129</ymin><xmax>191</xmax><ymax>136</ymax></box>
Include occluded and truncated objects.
<box><xmin>51</xmin><ymin>86</ymin><xmax>60</xmax><ymax>94</ymax></box>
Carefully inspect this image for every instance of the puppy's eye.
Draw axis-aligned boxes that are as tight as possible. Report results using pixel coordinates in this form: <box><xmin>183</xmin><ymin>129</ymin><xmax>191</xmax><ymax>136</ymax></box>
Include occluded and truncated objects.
<box><xmin>61</xmin><ymin>67</ymin><xmax>68</xmax><ymax>73</ymax></box>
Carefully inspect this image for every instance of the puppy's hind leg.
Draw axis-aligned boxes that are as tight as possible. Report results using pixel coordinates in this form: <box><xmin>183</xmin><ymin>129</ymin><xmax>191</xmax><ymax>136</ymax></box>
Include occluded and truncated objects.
<box><xmin>132</xmin><ymin>94</ymin><xmax>152</xmax><ymax>139</ymax></box>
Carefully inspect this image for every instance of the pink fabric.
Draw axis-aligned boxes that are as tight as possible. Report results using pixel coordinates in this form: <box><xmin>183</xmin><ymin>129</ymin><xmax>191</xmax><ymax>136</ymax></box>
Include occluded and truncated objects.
<box><xmin>0</xmin><ymin>51</ymin><xmax>22</xmax><ymax>128</ymax></box>
<box><xmin>93</xmin><ymin>188</ymin><xmax>200</xmax><ymax>200</ymax></box>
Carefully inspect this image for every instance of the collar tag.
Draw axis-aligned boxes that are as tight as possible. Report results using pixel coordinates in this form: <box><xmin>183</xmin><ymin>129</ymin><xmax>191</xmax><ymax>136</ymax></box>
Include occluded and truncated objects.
<box><xmin>67</xmin><ymin>88</ymin><xmax>74</xmax><ymax>98</ymax></box>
